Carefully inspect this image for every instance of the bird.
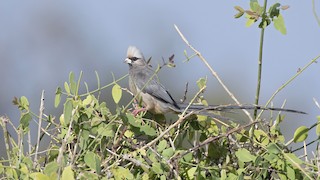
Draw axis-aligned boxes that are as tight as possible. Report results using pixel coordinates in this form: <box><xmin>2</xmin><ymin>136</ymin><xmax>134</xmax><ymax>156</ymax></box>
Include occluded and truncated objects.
<box><xmin>124</xmin><ymin>46</ymin><xmax>306</xmax><ymax>117</ymax></box>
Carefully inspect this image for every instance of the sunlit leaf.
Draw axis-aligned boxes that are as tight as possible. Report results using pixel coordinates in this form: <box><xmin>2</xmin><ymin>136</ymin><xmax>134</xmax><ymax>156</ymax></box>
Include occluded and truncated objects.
<box><xmin>274</xmin><ymin>14</ymin><xmax>287</xmax><ymax>35</ymax></box>
<box><xmin>187</xmin><ymin>167</ymin><xmax>197</xmax><ymax>179</ymax></box>
<box><xmin>30</xmin><ymin>173</ymin><xmax>50</xmax><ymax>180</ymax></box>
<box><xmin>61</xmin><ymin>166</ymin><xmax>74</xmax><ymax>180</ymax></box>
<box><xmin>246</xmin><ymin>17</ymin><xmax>256</xmax><ymax>27</ymax></box>
<box><xmin>111</xmin><ymin>166</ymin><xmax>134</xmax><ymax>180</ymax></box>
<box><xmin>112</xmin><ymin>83</ymin><xmax>122</xmax><ymax>104</ymax></box>
<box><xmin>196</xmin><ymin>77</ymin><xmax>207</xmax><ymax>90</ymax></box>
<box><xmin>83</xmin><ymin>95</ymin><xmax>93</xmax><ymax>106</ymax></box>
<box><xmin>20</xmin><ymin>96</ymin><xmax>29</xmax><ymax>110</ymax></box>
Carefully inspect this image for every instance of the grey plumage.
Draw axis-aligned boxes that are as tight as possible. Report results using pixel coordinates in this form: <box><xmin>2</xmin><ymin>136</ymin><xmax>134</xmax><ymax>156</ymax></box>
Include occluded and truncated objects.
<box><xmin>125</xmin><ymin>46</ymin><xmax>180</xmax><ymax>114</ymax></box>
<box><xmin>124</xmin><ymin>46</ymin><xmax>306</xmax><ymax>116</ymax></box>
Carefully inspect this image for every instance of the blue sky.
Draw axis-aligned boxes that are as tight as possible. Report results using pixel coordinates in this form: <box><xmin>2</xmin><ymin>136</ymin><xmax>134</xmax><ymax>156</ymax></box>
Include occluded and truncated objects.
<box><xmin>0</xmin><ymin>1</ymin><xmax>319</xmax><ymax>154</ymax></box>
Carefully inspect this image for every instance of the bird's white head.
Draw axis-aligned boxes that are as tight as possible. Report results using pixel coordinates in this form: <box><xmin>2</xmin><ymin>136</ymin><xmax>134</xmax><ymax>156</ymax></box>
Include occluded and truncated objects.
<box><xmin>125</xmin><ymin>46</ymin><xmax>146</xmax><ymax>66</ymax></box>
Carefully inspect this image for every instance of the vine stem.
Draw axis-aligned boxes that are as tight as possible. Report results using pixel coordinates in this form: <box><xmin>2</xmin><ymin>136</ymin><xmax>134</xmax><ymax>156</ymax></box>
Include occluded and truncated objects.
<box><xmin>254</xmin><ymin>0</ymin><xmax>268</xmax><ymax>119</ymax></box>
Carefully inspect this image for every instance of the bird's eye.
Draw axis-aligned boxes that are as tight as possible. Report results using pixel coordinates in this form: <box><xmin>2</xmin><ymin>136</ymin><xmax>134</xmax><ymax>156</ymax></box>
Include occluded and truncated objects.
<box><xmin>130</xmin><ymin>57</ymin><xmax>139</xmax><ymax>61</ymax></box>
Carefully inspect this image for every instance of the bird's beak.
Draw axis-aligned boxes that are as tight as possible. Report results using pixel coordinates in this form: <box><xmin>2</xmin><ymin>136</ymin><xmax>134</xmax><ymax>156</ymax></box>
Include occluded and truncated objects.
<box><xmin>124</xmin><ymin>58</ymin><xmax>132</xmax><ymax>64</ymax></box>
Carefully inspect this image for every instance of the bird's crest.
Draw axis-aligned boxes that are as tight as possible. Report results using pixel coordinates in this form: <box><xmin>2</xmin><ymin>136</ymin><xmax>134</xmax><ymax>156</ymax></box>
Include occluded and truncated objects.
<box><xmin>127</xmin><ymin>46</ymin><xmax>144</xmax><ymax>60</ymax></box>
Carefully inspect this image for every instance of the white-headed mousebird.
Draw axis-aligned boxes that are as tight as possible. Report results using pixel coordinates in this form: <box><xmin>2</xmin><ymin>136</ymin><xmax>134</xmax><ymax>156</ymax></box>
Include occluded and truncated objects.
<box><xmin>124</xmin><ymin>46</ymin><xmax>306</xmax><ymax>118</ymax></box>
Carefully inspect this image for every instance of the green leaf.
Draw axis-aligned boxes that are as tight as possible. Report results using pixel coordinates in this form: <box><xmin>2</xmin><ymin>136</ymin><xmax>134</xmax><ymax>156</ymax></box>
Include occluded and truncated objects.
<box><xmin>273</xmin><ymin>14</ymin><xmax>287</xmax><ymax>35</ymax></box>
<box><xmin>221</xmin><ymin>169</ymin><xmax>227</xmax><ymax>180</ymax></box>
<box><xmin>20</xmin><ymin>112</ymin><xmax>32</xmax><ymax>130</ymax></box>
<box><xmin>54</xmin><ymin>87</ymin><xmax>62</xmax><ymax>108</ymax></box>
<box><xmin>142</xmin><ymin>173</ymin><xmax>149</xmax><ymax>180</ymax></box>
<box><xmin>293</xmin><ymin>126</ymin><xmax>309</xmax><ymax>142</ymax></box>
<box><xmin>234</xmin><ymin>12</ymin><xmax>244</xmax><ymax>19</ymax></box>
<box><xmin>112</xmin><ymin>83</ymin><xmax>122</xmax><ymax>104</ymax></box>
<box><xmin>84</xmin><ymin>152</ymin><xmax>101</xmax><ymax>174</ymax></box>
<box><xmin>246</xmin><ymin>16</ymin><xmax>256</xmax><ymax>27</ymax></box>
<box><xmin>187</xmin><ymin>167</ymin><xmax>197</xmax><ymax>179</ymax></box>
<box><xmin>127</xmin><ymin>114</ymin><xmax>142</xmax><ymax>127</ymax></box>
<box><xmin>30</xmin><ymin>173</ymin><xmax>50</xmax><ymax>180</ymax></box>
<box><xmin>284</xmin><ymin>153</ymin><xmax>303</xmax><ymax>165</ymax></box>
<box><xmin>182</xmin><ymin>153</ymin><xmax>193</xmax><ymax>162</ymax></box>
<box><xmin>19</xmin><ymin>163</ymin><xmax>28</xmax><ymax>174</ymax></box>
<box><xmin>234</xmin><ymin>6</ymin><xmax>244</xmax><ymax>13</ymax></box>
<box><xmin>64</xmin><ymin>82</ymin><xmax>70</xmax><ymax>94</ymax></box>
<box><xmin>61</xmin><ymin>166</ymin><xmax>74</xmax><ymax>180</ymax></box>
<box><xmin>286</xmin><ymin>165</ymin><xmax>295</xmax><ymax>180</ymax></box>
<box><xmin>266</xmin><ymin>143</ymin><xmax>280</xmax><ymax>154</ymax></box>
<box><xmin>162</xmin><ymin>148</ymin><xmax>174</xmax><ymax>159</ymax></box>
<box><xmin>140</xmin><ymin>125</ymin><xmax>157</xmax><ymax>136</ymax></box>
<box><xmin>235</xmin><ymin>148</ymin><xmax>256</xmax><ymax>162</ymax></box>
<box><xmin>69</xmin><ymin>72</ymin><xmax>77</xmax><ymax>95</ymax></box>
<box><xmin>97</xmin><ymin>124</ymin><xmax>115</xmax><ymax>137</ymax></box>
<box><xmin>111</xmin><ymin>167</ymin><xmax>134</xmax><ymax>180</ymax></box>
<box><xmin>151</xmin><ymin>162</ymin><xmax>163</xmax><ymax>175</ymax></box>
<box><xmin>43</xmin><ymin>162</ymin><xmax>59</xmax><ymax>176</ymax></box>
<box><xmin>316</xmin><ymin>116</ymin><xmax>320</xmax><ymax>136</ymax></box>
<box><xmin>269</xmin><ymin>3</ymin><xmax>281</xmax><ymax>19</ymax></box>
<box><xmin>196</xmin><ymin>77</ymin><xmax>207</xmax><ymax>90</ymax></box>
<box><xmin>0</xmin><ymin>163</ymin><xmax>3</xmax><ymax>174</ymax></box>
<box><xmin>6</xmin><ymin>168</ymin><xmax>18</xmax><ymax>179</ymax></box>
<box><xmin>83</xmin><ymin>95</ymin><xmax>93</xmax><ymax>106</ymax></box>
<box><xmin>20</xmin><ymin>96</ymin><xmax>30</xmax><ymax>110</ymax></box>
<box><xmin>63</xmin><ymin>99</ymin><xmax>73</xmax><ymax>125</ymax></box>
<box><xmin>234</xmin><ymin>6</ymin><xmax>245</xmax><ymax>18</ymax></box>
<box><xmin>157</xmin><ymin>140</ymin><xmax>167</xmax><ymax>152</ymax></box>
<box><xmin>250</xmin><ymin>0</ymin><xmax>263</xmax><ymax>15</ymax></box>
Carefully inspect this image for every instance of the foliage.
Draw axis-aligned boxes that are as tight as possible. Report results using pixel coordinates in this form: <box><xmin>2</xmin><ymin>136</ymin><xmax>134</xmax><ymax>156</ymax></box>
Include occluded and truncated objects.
<box><xmin>234</xmin><ymin>0</ymin><xmax>288</xmax><ymax>34</ymax></box>
<box><xmin>1</xmin><ymin>1</ymin><xmax>320</xmax><ymax>179</ymax></box>
<box><xmin>0</xmin><ymin>70</ymin><xmax>320</xmax><ymax>179</ymax></box>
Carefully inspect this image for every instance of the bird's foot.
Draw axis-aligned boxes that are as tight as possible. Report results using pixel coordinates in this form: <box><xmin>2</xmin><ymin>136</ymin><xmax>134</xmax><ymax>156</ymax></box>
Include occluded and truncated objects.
<box><xmin>132</xmin><ymin>107</ymin><xmax>147</xmax><ymax>116</ymax></box>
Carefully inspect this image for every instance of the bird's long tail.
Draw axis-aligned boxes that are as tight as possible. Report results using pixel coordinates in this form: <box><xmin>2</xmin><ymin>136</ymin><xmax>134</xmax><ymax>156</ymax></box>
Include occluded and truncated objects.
<box><xmin>177</xmin><ymin>104</ymin><xmax>307</xmax><ymax>115</ymax></box>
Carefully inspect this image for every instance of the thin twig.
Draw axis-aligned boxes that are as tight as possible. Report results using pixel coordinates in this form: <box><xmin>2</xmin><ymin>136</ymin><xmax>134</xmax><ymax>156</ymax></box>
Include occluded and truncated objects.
<box><xmin>105</xmin><ymin>148</ymin><xmax>151</xmax><ymax>169</ymax></box>
<box><xmin>174</xmin><ymin>24</ymin><xmax>254</xmax><ymax>122</ymax></box>
<box><xmin>314</xmin><ymin>98</ymin><xmax>320</xmax><ymax>110</ymax></box>
<box><xmin>34</xmin><ymin>90</ymin><xmax>45</xmax><ymax>168</ymax></box>
<box><xmin>258</xmin><ymin>54</ymin><xmax>320</xmax><ymax>119</ymax></box>
<box><xmin>312</xmin><ymin>0</ymin><xmax>320</xmax><ymax>26</ymax></box>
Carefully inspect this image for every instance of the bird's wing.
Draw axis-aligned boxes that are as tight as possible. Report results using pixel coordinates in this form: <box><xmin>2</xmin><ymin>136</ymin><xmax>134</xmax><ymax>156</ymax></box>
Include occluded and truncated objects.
<box><xmin>133</xmin><ymin>69</ymin><xmax>179</xmax><ymax>109</ymax></box>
